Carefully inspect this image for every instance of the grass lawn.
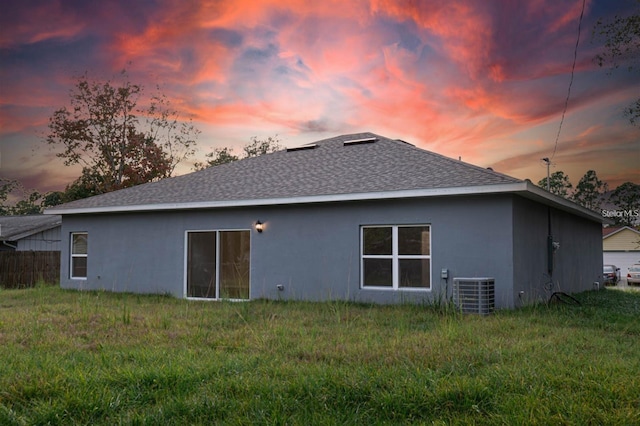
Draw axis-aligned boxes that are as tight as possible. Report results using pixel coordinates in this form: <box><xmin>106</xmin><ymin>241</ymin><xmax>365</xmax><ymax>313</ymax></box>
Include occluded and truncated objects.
<box><xmin>1</xmin><ymin>286</ymin><xmax>639</xmax><ymax>425</ymax></box>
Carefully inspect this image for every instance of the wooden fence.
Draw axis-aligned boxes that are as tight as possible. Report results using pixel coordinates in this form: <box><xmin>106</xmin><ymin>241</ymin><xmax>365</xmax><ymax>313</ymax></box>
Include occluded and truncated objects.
<box><xmin>0</xmin><ymin>251</ymin><xmax>60</xmax><ymax>289</ymax></box>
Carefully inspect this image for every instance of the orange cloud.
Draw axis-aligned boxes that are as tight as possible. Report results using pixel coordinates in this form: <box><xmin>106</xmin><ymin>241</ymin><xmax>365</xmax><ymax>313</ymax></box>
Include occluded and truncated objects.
<box><xmin>1</xmin><ymin>0</ymin><xmax>636</xmax><ymax>196</ymax></box>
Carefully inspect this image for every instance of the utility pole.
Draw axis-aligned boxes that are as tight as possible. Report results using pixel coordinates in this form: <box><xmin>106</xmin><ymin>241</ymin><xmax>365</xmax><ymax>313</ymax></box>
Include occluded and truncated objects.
<box><xmin>541</xmin><ymin>157</ymin><xmax>553</xmax><ymax>275</ymax></box>
<box><xmin>542</xmin><ymin>157</ymin><xmax>551</xmax><ymax>192</ymax></box>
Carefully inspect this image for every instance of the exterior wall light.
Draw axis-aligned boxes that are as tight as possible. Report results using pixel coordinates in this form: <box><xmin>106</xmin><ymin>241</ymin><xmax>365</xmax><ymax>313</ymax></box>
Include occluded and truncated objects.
<box><xmin>255</xmin><ymin>221</ymin><xmax>264</xmax><ymax>233</ymax></box>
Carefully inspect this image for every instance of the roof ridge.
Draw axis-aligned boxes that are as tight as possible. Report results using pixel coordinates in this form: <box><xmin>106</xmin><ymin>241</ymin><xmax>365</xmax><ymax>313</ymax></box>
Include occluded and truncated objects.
<box><xmin>305</xmin><ymin>132</ymin><xmax>380</xmax><ymax>145</ymax></box>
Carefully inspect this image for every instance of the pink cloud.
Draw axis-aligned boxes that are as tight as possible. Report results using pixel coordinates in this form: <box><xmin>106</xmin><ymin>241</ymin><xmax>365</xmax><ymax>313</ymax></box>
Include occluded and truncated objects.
<box><xmin>0</xmin><ymin>0</ymin><xmax>636</xmax><ymax>196</ymax></box>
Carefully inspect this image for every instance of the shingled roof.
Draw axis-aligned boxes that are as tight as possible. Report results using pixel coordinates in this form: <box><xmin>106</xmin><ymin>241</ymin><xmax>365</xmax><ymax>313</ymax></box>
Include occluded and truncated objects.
<box><xmin>44</xmin><ymin>132</ymin><xmax>604</xmax><ymax>223</ymax></box>
<box><xmin>0</xmin><ymin>215</ymin><xmax>61</xmax><ymax>241</ymax></box>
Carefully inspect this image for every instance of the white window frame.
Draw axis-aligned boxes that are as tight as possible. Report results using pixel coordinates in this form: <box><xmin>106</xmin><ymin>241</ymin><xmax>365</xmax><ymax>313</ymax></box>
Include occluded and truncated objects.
<box><xmin>183</xmin><ymin>228</ymin><xmax>251</xmax><ymax>301</ymax></box>
<box><xmin>361</xmin><ymin>225</ymin><xmax>431</xmax><ymax>291</ymax></box>
<box><xmin>70</xmin><ymin>232</ymin><xmax>88</xmax><ymax>280</ymax></box>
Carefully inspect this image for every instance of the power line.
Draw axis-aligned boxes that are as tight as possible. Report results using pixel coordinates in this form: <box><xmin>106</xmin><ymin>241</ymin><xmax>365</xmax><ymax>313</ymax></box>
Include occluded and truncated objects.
<box><xmin>551</xmin><ymin>0</ymin><xmax>586</xmax><ymax>160</ymax></box>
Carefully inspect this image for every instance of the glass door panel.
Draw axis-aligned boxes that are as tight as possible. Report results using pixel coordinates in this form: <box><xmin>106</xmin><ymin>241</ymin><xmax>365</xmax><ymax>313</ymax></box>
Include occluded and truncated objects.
<box><xmin>219</xmin><ymin>231</ymin><xmax>250</xmax><ymax>299</ymax></box>
<box><xmin>187</xmin><ymin>232</ymin><xmax>217</xmax><ymax>298</ymax></box>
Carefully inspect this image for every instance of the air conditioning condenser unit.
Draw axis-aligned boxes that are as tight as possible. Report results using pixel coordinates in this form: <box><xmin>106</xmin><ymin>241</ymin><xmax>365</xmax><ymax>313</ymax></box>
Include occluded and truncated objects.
<box><xmin>453</xmin><ymin>277</ymin><xmax>495</xmax><ymax>315</ymax></box>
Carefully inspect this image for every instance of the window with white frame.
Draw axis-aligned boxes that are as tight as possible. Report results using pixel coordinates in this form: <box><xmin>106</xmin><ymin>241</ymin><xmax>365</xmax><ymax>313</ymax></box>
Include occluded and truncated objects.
<box><xmin>361</xmin><ymin>225</ymin><xmax>431</xmax><ymax>289</ymax></box>
<box><xmin>70</xmin><ymin>232</ymin><xmax>88</xmax><ymax>279</ymax></box>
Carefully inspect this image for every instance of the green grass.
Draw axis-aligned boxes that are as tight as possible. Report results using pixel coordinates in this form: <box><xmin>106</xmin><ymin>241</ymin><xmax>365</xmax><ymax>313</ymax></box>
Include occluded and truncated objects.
<box><xmin>0</xmin><ymin>287</ymin><xmax>639</xmax><ymax>425</ymax></box>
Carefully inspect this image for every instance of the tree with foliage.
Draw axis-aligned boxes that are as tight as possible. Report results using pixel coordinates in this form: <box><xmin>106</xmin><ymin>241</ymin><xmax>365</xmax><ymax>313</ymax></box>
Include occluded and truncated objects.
<box><xmin>537</xmin><ymin>171</ymin><xmax>573</xmax><ymax>198</ymax></box>
<box><xmin>42</xmin><ymin>191</ymin><xmax>65</xmax><ymax>208</ymax></box>
<box><xmin>624</xmin><ymin>98</ymin><xmax>640</xmax><ymax>126</ymax></box>
<box><xmin>193</xmin><ymin>147</ymin><xmax>239</xmax><ymax>170</ymax></box>
<box><xmin>194</xmin><ymin>136</ymin><xmax>282</xmax><ymax>170</ymax></box>
<box><xmin>0</xmin><ymin>179</ymin><xmax>18</xmax><ymax>216</ymax></box>
<box><xmin>0</xmin><ymin>178</ymin><xmax>44</xmax><ymax>215</ymax></box>
<box><xmin>243</xmin><ymin>136</ymin><xmax>283</xmax><ymax>158</ymax></box>
<box><xmin>593</xmin><ymin>1</ymin><xmax>640</xmax><ymax>126</ymax></box>
<box><xmin>10</xmin><ymin>191</ymin><xmax>43</xmax><ymax>215</ymax></box>
<box><xmin>46</xmin><ymin>70</ymin><xmax>200</xmax><ymax>195</ymax></box>
<box><xmin>43</xmin><ymin>168</ymin><xmax>107</xmax><ymax>207</ymax></box>
<box><xmin>0</xmin><ymin>179</ymin><xmax>18</xmax><ymax>215</ymax></box>
<box><xmin>572</xmin><ymin>170</ymin><xmax>608</xmax><ymax>211</ymax></box>
<box><xmin>609</xmin><ymin>181</ymin><xmax>640</xmax><ymax>226</ymax></box>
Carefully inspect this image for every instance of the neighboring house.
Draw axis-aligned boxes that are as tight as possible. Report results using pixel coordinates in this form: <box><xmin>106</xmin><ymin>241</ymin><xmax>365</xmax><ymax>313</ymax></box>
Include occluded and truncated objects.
<box><xmin>0</xmin><ymin>215</ymin><xmax>61</xmax><ymax>287</ymax></box>
<box><xmin>45</xmin><ymin>133</ymin><xmax>605</xmax><ymax>309</ymax></box>
<box><xmin>603</xmin><ymin>226</ymin><xmax>640</xmax><ymax>282</ymax></box>
<box><xmin>0</xmin><ymin>215</ymin><xmax>61</xmax><ymax>251</ymax></box>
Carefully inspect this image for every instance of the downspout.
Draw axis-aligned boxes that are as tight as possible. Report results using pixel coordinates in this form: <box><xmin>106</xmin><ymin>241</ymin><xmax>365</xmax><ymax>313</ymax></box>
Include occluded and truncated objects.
<box><xmin>2</xmin><ymin>240</ymin><xmax>17</xmax><ymax>250</ymax></box>
<box><xmin>547</xmin><ymin>207</ymin><xmax>553</xmax><ymax>276</ymax></box>
<box><xmin>542</xmin><ymin>157</ymin><xmax>554</xmax><ymax>277</ymax></box>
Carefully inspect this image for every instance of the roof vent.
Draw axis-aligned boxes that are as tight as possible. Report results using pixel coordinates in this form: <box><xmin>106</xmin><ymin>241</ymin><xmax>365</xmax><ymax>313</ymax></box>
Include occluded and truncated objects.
<box><xmin>343</xmin><ymin>137</ymin><xmax>377</xmax><ymax>146</ymax></box>
<box><xmin>286</xmin><ymin>144</ymin><xmax>318</xmax><ymax>152</ymax></box>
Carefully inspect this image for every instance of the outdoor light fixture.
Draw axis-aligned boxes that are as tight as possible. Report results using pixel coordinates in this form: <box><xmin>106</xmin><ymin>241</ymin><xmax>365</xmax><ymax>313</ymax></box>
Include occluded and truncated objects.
<box><xmin>255</xmin><ymin>221</ymin><xmax>264</xmax><ymax>233</ymax></box>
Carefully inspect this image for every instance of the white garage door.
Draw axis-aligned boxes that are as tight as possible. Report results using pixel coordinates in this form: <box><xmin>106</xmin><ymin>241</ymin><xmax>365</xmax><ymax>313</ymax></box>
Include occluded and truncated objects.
<box><xmin>604</xmin><ymin>252</ymin><xmax>640</xmax><ymax>283</ymax></box>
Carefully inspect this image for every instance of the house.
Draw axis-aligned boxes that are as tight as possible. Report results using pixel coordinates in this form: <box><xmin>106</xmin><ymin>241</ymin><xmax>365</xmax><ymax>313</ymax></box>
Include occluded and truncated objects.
<box><xmin>0</xmin><ymin>215</ymin><xmax>61</xmax><ymax>251</ymax></box>
<box><xmin>603</xmin><ymin>226</ymin><xmax>640</xmax><ymax>283</ymax></box>
<box><xmin>0</xmin><ymin>215</ymin><xmax>62</xmax><ymax>287</ymax></box>
<box><xmin>45</xmin><ymin>133</ymin><xmax>605</xmax><ymax>309</ymax></box>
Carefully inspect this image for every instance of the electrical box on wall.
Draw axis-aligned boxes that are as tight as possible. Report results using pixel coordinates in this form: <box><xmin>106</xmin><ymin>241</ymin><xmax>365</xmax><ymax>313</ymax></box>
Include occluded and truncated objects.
<box><xmin>441</xmin><ymin>268</ymin><xmax>449</xmax><ymax>280</ymax></box>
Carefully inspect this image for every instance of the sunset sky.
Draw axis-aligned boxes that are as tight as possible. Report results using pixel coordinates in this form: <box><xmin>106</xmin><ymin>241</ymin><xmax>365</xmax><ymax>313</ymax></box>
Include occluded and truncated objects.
<box><xmin>1</xmin><ymin>0</ymin><xmax>638</xmax><ymax>197</ymax></box>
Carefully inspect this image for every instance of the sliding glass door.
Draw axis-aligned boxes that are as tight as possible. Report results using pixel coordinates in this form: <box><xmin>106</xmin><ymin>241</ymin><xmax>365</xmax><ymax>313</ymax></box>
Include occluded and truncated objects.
<box><xmin>187</xmin><ymin>230</ymin><xmax>250</xmax><ymax>300</ymax></box>
<box><xmin>219</xmin><ymin>231</ymin><xmax>250</xmax><ymax>299</ymax></box>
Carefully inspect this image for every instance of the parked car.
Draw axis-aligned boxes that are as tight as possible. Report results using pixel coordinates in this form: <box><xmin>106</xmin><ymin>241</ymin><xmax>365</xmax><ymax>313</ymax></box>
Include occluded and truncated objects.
<box><xmin>603</xmin><ymin>265</ymin><xmax>620</xmax><ymax>286</ymax></box>
<box><xmin>628</xmin><ymin>265</ymin><xmax>640</xmax><ymax>286</ymax></box>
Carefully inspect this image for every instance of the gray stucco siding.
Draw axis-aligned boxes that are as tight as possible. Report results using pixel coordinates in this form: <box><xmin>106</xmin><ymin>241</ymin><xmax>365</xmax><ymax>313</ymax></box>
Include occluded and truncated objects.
<box><xmin>251</xmin><ymin>196</ymin><xmax>514</xmax><ymax>305</ymax></box>
<box><xmin>61</xmin><ymin>213</ymin><xmax>185</xmax><ymax>295</ymax></box>
<box><xmin>512</xmin><ymin>197</ymin><xmax>602</xmax><ymax>306</ymax></box>
<box><xmin>512</xmin><ymin>197</ymin><xmax>551</xmax><ymax>305</ymax></box>
<box><xmin>428</xmin><ymin>195</ymin><xmax>514</xmax><ymax>308</ymax></box>
<box><xmin>60</xmin><ymin>194</ymin><xmax>519</xmax><ymax>308</ymax></box>
<box><xmin>61</xmin><ymin>210</ymin><xmax>266</xmax><ymax>296</ymax></box>
<box><xmin>551</xmin><ymin>207</ymin><xmax>603</xmax><ymax>292</ymax></box>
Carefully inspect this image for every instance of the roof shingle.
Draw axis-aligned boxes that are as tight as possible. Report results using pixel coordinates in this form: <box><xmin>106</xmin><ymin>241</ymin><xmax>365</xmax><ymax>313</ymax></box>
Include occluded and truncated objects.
<box><xmin>0</xmin><ymin>215</ymin><xmax>61</xmax><ymax>241</ymax></box>
<box><xmin>47</xmin><ymin>132</ymin><xmax>522</xmax><ymax>212</ymax></box>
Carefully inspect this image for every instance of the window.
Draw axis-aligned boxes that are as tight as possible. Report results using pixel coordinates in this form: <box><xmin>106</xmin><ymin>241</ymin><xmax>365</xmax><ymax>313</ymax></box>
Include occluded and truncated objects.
<box><xmin>186</xmin><ymin>230</ymin><xmax>250</xmax><ymax>299</ymax></box>
<box><xmin>361</xmin><ymin>225</ymin><xmax>431</xmax><ymax>290</ymax></box>
<box><xmin>70</xmin><ymin>232</ymin><xmax>88</xmax><ymax>279</ymax></box>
